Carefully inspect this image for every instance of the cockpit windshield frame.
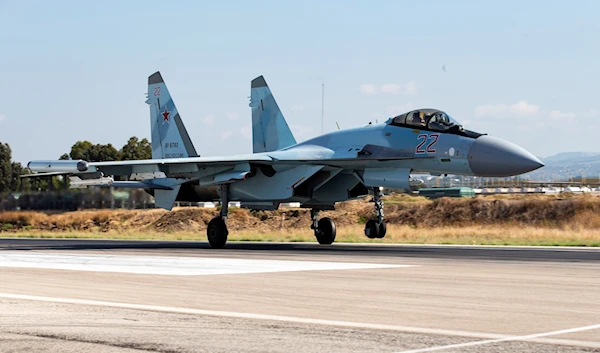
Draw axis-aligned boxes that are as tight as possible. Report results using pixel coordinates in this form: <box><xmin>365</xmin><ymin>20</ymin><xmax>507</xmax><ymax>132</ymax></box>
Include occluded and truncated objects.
<box><xmin>390</xmin><ymin>108</ymin><xmax>482</xmax><ymax>138</ymax></box>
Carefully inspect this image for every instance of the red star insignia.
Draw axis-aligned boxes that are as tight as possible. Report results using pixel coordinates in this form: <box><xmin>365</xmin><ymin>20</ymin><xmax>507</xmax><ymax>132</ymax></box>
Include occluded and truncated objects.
<box><xmin>161</xmin><ymin>107</ymin><xmax>170</xmax><ymax>123</ymax></box>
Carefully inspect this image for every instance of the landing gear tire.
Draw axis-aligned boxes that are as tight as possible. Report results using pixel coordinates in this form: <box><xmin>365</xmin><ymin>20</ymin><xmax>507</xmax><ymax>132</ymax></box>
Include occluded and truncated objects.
<box><xmin>377</xmin><ymin>221</ymin><xmax>387</xmax><ymax>239</ymax></box>
<box><xmin>365</xmin><ymin>187</ymin><xmax>386</xmax><ymax>239</ymax></box>
<box><xmin>315</xmin><ymin>217</ymin><xmax>336</xmax><ymax>245</ymax></box>
<box><xmin>365</xmin><ymin>219</ymin><xmax>380</xmax><ymax>239</ymax></box>
<box><xmin>207</xmin><ymin>216</ymin><xmax>228</xmax><ymax>249</ymax></box>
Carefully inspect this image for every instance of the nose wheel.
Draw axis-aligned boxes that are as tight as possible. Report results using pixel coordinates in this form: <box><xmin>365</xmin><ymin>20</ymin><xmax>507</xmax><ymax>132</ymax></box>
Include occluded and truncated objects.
<box><xmin>365</xmin><ymin>187</ymin><xmax>387</xmax><ymax>239</ymax></box>
<box><xmin>365</xmin><ymin>219</ymin><xmax>386</xmax><ymax>239</ymax></box>
<box><xmin>311</xmin><ymin>210</ymin><xmax>336</xmax><ymax>245</ymax></box>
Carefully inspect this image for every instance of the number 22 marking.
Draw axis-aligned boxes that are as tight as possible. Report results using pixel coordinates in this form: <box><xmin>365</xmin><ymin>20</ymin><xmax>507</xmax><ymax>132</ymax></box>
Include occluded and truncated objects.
<box><xmin>416</xmin><ymin>134</ymin><xmax>439</xmax><ymax>154</ymax></box>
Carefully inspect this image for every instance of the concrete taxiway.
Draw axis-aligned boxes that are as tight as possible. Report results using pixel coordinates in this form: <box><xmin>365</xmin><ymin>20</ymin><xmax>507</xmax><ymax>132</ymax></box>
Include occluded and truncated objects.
<box><xmin>0</xmin><ymin>239</ymin><xmax>599</xmax><ymax>353</ymax></box>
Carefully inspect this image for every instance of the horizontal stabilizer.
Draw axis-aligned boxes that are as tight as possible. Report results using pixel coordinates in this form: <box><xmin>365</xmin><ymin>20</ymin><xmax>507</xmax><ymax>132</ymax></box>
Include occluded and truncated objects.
<box><xmin>154</xmin><ymin>186</ymin><xmax>181</xmax><ymax>210</ymax></box>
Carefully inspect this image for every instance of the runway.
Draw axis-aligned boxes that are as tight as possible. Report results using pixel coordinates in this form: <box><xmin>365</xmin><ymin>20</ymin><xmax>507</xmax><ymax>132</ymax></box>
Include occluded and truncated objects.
<box><xmin>0</xmin><ymin>239</ymin><xmax>599</xmax><ymax>352</ymax></box>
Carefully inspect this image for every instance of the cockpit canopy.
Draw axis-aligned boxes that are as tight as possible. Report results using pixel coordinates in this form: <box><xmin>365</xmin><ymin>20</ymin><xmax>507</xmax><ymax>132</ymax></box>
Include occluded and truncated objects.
<box><xmin>391</xmin><ymin>109</ymin><xmax>462</xmax><ymax>132</ymax></box>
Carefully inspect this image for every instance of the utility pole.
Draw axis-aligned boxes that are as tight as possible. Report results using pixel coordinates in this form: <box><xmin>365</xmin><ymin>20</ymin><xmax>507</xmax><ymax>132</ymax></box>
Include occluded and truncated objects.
<box><xmin>321</xmin><ymin>83</ymin><xmax>325</xmax><ymax>134</ymax></box>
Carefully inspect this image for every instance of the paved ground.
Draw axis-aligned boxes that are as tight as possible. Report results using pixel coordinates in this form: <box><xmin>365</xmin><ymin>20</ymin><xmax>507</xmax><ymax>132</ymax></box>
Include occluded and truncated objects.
<box><xmin>0</xmin><ymin>238</ymin><xmax>599</xmax><ymax>352</ymax></box>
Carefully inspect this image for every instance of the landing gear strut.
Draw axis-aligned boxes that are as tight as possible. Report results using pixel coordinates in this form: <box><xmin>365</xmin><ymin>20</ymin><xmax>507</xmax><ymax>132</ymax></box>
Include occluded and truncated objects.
<box><xmin>365</xmin><ymin>187</ymin><xmax>386</xmax><ymax>239</ymax></box>
<box><xmin>207</xmin><ymin>184</ymin><xmax>229</xmax><ymax>249</ymax></box>
<box><xmin>311</xmin><ymin>209</ymin><xmax>336</xmax><ymax>245</ymax></box>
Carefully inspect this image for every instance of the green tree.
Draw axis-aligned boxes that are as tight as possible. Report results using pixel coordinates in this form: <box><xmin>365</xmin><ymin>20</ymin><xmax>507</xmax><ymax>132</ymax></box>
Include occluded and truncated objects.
<box><xmin>0</xmin><ymin>143</ymin><xmax>12</xmax><ymax>193</ymax></box>
<box><xmin>69</xmin><ymin>140</ymin><xmax>94</xmax><ymax>161</ymax></box>
<box><xmin>18</xmin><ymin>166</ymin><xmax>32</xmax><ymax>191</ymax></box>
<box><xmin>120</xmin><ymin>137</ymin><xmax>151</xmax><ymax>161</ymax></box>
<box><xmin>0</xmin><ymin>143</ymin><xmax>31</xmax><ymax>193</ymax></box>
<box><xmin>9</xmin><ymin>162</ymin><xmax>24</xmax><ymax>191</ymax></box>
<box><xmin>91</xmin><ymin>143</ymin><xmax>121</xmax><ymax>162</ymax></box>
<box><xmin>68</xmin><ymin>141</ymin><xmax>121</xmax><ymax>162</ymax></box>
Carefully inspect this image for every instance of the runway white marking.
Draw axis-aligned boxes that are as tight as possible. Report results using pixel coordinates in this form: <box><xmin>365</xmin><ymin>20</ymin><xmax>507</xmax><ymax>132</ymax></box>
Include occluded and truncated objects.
<box><xmin>395</xmin><ymin>324</ymin><xmax>600</xmax><ymax>353</ymax></box>
<box><xmin>0</xmin><ymin>293</ymin><xmax>598</xmax><ymax>350</ymax></box>
<box><xmin>0</xmin><ymin>252</ymin><xmax>410</xmax><ymax>276</ymax></box>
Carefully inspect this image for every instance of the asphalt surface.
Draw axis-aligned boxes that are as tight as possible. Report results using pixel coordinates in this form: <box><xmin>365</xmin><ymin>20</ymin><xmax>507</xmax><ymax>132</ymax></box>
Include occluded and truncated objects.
<box><xmin>2</xmin><ymin>238</ymin><xmax>600</xmax><ymax>262</ymax></box>
<box><xmin>0</xmin><ymin>238</ymin><xmax>599</xmax><ymax>353</ymax></box>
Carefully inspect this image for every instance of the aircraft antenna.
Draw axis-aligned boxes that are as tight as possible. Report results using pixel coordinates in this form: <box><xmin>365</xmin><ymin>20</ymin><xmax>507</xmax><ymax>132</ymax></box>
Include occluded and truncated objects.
<box><xmin>321</xmin><ymin>83</ymin><xmax>325</xmax><ymax>134</ymax></box>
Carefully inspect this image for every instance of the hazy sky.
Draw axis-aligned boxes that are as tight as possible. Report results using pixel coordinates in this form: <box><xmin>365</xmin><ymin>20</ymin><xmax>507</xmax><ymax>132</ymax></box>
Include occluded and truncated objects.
<box><xmin>1</xmin><ymin>0</ymin><xmax>598</xmax><ymax>164</ymax></box>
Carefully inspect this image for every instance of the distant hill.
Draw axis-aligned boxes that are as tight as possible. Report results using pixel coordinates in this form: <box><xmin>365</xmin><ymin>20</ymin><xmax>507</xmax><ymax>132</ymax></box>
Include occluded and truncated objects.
<box><xmin>542</xmin><ymin>152</ymin><xmax>600</xmax><ymax>163</ymax></box>
<box><xmin>526</xmin><ymin>152</ymin><xmax>600</xmax><ymax>181</ymax></box>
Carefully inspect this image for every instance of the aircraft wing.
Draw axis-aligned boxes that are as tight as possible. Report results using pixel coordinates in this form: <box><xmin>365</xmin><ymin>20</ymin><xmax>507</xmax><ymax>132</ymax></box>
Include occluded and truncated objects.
<box><xmin>90</xmin><ymin>154</ymin><xmax>274</xmax><ymax>167</ymax></box>
<box><xmin>28</xmin><ymin>147</ymin><xmax>429</xmax><ymax>177</ymax></box>
<box><xmin>28</xmin><ymin>154</ymin><xmax>271</xmax><ymax>174</ymax></box>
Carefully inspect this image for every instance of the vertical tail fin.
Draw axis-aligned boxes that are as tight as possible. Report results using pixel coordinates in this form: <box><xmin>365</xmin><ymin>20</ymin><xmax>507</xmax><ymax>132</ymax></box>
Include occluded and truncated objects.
<box><xmin>249</xmin><ymin>76</ymin><xmax>296</xmax><ymax>153</ymax></box>
<box><xmin>146</xmin><ymin>72</ymin><xmax>198</xmax><ymax>159</ymax></box>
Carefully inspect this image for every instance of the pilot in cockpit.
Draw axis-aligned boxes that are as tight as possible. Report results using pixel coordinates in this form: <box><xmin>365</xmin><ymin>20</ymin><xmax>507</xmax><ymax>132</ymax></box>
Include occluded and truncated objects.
<box><xmin>391</xmin><ymin>109</ymin><xmax>470</xmax><ymax>135</ymax></box>
<box><xmin>407</xmin><ymin>111</ymin><xmax>426</xmax><ymax>127</ymax></box>
<box><xmin>428</xmin><ymin>112</ymin><xmax>451</xmax><ymax>131</ymax></box>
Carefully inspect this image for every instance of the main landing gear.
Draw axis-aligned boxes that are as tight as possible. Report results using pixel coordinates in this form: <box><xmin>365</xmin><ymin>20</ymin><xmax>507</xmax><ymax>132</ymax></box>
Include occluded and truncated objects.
<box><xmin>206</xmin><ymin>185</ymin><xmax>384</xmax><ymax>248</ymax></box>
<box><xmin>311</xmin><ymin>209</ymin><xmax>336</xmax><ymax>245</ymax></box>
<box><xmin>207</xmin><ymin>185</ymin><xmax>229</xmax><ymax>249</ymax></box>
<box><xmin>365</xmin><ymin>187</ymin><xmax>387</xmax><ymax>239</ymax></box>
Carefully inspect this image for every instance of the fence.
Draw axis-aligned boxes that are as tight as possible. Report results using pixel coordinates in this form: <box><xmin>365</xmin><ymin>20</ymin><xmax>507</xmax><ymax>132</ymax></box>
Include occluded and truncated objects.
<box><xmin>0</xmin><ymin>189</ymin><xmax>155</xmax><ymax>211</ymax></box>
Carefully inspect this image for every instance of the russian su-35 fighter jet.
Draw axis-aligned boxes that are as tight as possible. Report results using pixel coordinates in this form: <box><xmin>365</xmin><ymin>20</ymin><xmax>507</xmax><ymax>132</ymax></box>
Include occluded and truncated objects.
<box><xmin>28</xmin><ymin>72</ymin><xmax>544</xmax><ymax>248</ymax></box>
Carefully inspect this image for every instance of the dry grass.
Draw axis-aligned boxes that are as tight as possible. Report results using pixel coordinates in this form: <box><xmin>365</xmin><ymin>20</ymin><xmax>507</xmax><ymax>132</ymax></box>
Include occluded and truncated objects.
<box><xmin>2</xmin><ymin>194</ymin><xmax>600</xmax><ymax>246</ymax></box>
<box><xmin>7</xmin><ymin>225</ymin><xmax>599</xmax><ymax>246</ymax></box>
<box><xmin>228</xmin><ymin>225</ymin><xmax>600</xmax><ymax>246</ymax></box>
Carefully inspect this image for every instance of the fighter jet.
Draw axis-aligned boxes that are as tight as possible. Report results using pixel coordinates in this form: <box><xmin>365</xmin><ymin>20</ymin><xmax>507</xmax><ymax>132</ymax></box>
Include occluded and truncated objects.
<box><xmin>27</xmin><ymin>72</ymin><xmax>544</xmax><ymax>248</ymax></box>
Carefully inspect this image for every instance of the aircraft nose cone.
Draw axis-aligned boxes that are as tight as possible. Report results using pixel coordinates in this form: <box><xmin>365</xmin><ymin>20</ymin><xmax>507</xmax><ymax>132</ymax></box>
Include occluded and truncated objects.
<box><xmin>468</xmin><ymin>135</ymin><xmax>544</xmax><ymax>177</ymax></box>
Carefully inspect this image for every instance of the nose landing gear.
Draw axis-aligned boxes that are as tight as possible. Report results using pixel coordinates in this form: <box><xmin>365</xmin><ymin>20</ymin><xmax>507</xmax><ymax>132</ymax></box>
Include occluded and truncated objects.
<box><xmin>365</xmin><ymin>187</ymin><xmax>386</xmax><ymax>239</ymax></box>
